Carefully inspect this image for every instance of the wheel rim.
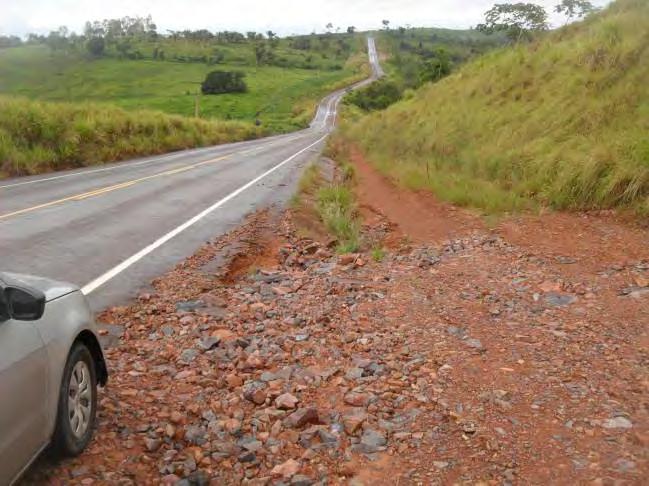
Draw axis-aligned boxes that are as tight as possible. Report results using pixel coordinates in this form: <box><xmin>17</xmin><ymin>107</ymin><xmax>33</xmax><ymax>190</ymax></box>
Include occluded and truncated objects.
<box><xmin>68</xmin><ymin>361</ymin><xmax>92</xmax><ymax>438</ymax></box>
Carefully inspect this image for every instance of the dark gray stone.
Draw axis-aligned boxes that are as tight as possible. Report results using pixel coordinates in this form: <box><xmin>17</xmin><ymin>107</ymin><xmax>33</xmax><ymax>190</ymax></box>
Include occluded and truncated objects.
<box><xmin>176</xmin><ymin>300</ymin><xmax>205</xmax><ymax>312</ymax></box>
<box><xmin>198</xmin><ymin>336</ymin><xmax>220</xmax><ymax>351</ymax></box>
<box><xmin>464</xmin><ymin>338</ymin><xmax>484</xmax><ymax>350</ymax></box>
<box><xmin>545</xmin><ymin>293</ymin><xmax>577</xmax><ymax>307</ymax></box>
<box><xmin>179</xmin><ymin>348</ymin><xmax>199</xmax><ymax>363</ymax></box>
<box><xmin>354</xmin><ymin>429</ymin><xmax>387</xmax><ymax>453</ymax></box>
<box><xmin>184</xmin><ymin>425</ymin><xmax>207</xmax><ymax>445</ymax></box>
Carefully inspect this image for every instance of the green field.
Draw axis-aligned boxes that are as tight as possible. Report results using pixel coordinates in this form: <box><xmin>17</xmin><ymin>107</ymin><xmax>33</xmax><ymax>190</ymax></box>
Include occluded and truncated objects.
<box><xmin>0</xmin><ymin>30</ymin><xmax>369</xmax><ymax>177</ymax></box>
<box><xmin>339</xmin><ymin>0</ymin><xmax>649</xmax><ymax>214</ymax></box>
<box><xmin>0</xmin><ymin>43</ymin><xmax>366</xmax><ymax>132</ymax></box>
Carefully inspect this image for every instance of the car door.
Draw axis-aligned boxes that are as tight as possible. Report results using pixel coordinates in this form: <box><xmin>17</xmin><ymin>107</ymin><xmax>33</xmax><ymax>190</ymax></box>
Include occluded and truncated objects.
<box><xmin>0</xmin><ymin>303</ymin><xmax>49</xmax><ymax>484</ymax></box>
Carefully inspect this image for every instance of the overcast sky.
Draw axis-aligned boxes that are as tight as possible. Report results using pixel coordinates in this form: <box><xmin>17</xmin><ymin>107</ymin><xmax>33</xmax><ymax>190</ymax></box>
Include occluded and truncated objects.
<box><xmin>0</xmin><ymin>0</ymin><xmax>613</xmax><ymax>37</ymax></box>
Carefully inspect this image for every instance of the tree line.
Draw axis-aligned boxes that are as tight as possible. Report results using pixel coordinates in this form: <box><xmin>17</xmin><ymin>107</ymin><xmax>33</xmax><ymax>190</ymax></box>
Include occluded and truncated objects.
<box><xmin>0</xmin><ymin>15</ymin><xmax>357</xmax><ymax>70</ymax></box>
<box><xmin>374</xmin><ymin>0</ymin><xmax>598</xmax><ymax>44</ymax></box>
<box><xmin>476</xmin><ymin>0</ymin><xmax>598</xmax><ymax>42</ymax></box>
<box><xmin>347</xmin><ymin>0</ymin><xmax>599</xmax><ymax>114</ymax></box>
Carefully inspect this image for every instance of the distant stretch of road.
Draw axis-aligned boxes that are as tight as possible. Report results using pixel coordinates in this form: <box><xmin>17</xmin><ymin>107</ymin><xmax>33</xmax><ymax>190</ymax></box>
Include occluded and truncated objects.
<box><xmin>0</xmin><ymin>38</ymin><xmax>383</xmax><ymax>310</ymax></box>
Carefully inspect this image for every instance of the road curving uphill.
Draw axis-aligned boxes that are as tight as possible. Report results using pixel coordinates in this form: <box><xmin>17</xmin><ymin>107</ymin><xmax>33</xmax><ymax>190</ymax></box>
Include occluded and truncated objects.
<box><xmin>0</xmin><ymin>38</ymin><xmax>383</xmax><ymax>312</ymax></box>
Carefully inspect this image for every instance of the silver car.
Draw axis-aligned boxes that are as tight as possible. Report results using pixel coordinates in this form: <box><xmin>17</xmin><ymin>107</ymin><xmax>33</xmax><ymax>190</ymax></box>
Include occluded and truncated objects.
<box><xmin>0</xmin><ymin>272</ymin><xmax>108</xmax><ymax>485</ymax></box>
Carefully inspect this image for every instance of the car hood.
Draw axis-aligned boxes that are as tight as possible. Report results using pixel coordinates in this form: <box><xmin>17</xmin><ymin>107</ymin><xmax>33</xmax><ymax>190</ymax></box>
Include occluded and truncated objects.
<box><xmin>0</xmin><ymin>272</ymin><xmax>79</xmax><ymax>302</ymax></box>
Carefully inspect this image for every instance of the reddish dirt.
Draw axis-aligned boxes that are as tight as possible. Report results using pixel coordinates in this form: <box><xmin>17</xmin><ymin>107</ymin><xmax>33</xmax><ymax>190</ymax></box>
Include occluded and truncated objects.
<box><xmin>498</xmin><ymin>211</ymin><xmax>649</xmax><ymax>268</ymax></box>
<box><xmin>222</xmin><ymin>235</ymin><xmax>283</xmax><ymax>284</ymax></box>
<box><xmin>349</xmin><ymin>147</ymin><xmax>485</xmax><ymax>244</ymax></box>
<box><xmin>348</xmin><ymin>152</ymin><xmax>649</xmax><ymax>484</ymax></box>
<box><xmin>22</xmin><ymin>157</ymin><xmax>649</xmax><ymax>486</ymax></box>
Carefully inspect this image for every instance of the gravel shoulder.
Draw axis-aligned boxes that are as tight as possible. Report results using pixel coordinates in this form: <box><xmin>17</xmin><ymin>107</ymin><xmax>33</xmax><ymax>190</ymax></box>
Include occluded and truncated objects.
<box><xmin>24</xmin><ymin>159</ymin><xmax>649</xmax><ymax>485</ymax></box>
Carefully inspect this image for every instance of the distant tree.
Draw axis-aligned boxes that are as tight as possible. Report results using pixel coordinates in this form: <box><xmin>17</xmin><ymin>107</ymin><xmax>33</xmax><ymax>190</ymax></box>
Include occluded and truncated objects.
<box><xmin>115</xmin><ymin>39</ymin><xmax>133</xmax><ymax>58</ymax></box>
<box><xmin>86</xmin><ymin>37</ymin><xmax>105</xmax><ymax>57</ymax></box>
<box><xmin>84</xmin><ymin>21</ymin><xmax>105</xmax><ymax>38</ymax></box>
<box><xmin>554</xmin><ymin>0</ymin><xmax>597</xmax><ymax>22</ymax></box>
<box><xmin>266</xmin><ymin>30</ymin><xmax>279</xmax><ymax>47</ymax></box>
<box><xmin>291</xmin><ymin>37</ymin><xmax>312</xmax><ymax>50</ymax></box>
<box><xmin>326</xmin><ymin>22</ymin><xmax>334</xmax><ymax>34</ymax></box>
<box><xmin>0</xmin><ymin>35</ymin><xmax>22</xmax><ymax>48</ymax></box>
<box><xmin>26</xmin><ymin>33</ymin><xmax>46</xmax><ymax>44</ymax></box>
<box><xmin>215</xmin><ymin>31</ymin><xmax>246</xmax><ymax>43</ymax></box>
<box><xmin>382</xmin><ymin>20</ymin><xmax>390</xmax><ymax>30</ymax></box>
<box><xmin>208</xmin><ymin>48</ymin><xmax>224</xmax><ymax>64</ymax></box>
<box><xmin>346</xmin><ymin>79</ymin><xmax>402</xmax><ymax>111</ymax></box>
<box><xmin>476</xmin><ymin>3</ymin><xmax>548</xmax><ymax>42</ymax></box>
<box><xmin>46</xmin><ymin>27</ymin><xmax>70</xmax><ymax>53</ymax></box>
<box><xmin>253</xmin><ymin>42</ymin><xmax>274</xmax><ymax>65</ymax></box>
<box><xmin>201</xmin><ymin>70</ymin><xmax>247</xmax><ymax>95</ymax></box>
<box><xmin>419</xmin><ymin>49</ymin><xmax>451</xmax><ymax>84</ymax></box>
<box><xmin>398</xmin><ymin>26</ymin><xmax>406</xmax><ymax>36</ymax></box>
<box><xmin>347</xmin><ymin>26</ymin><xmax>356</xmax><ymax>34</ymax></box>
<box><xmin>68</xmin><ymin>32</ymin><xmax>83</xmax><ymax>50</ymax></box>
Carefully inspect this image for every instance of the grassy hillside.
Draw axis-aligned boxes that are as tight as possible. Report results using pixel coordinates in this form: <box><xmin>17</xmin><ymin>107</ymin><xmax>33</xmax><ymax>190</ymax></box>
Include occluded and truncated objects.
<box><xmin>344</xmin><ymin>27</ymin><xmax>503</xmax><ymax>114</ymax></box>
<box><xmin>0</xmin><ymin>96</ymin><xmax>262</xmax><ymax>177</ymax></box>
<box><xmin>339</xmin><ymin>0</ymin><xmax>649</xmax><ymax>214</ymax></box>
<box><xmin>0</xmin><ymin>41</ymin><xmax>366</xmax><ymax>133</ymax></box>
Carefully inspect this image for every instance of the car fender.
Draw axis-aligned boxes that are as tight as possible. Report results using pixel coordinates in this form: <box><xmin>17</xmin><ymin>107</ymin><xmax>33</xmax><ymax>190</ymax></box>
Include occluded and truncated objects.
<box><xmin>32</xmin><ymin>290</ymin><xmax>106</xmax><ymax>438</ymax></box>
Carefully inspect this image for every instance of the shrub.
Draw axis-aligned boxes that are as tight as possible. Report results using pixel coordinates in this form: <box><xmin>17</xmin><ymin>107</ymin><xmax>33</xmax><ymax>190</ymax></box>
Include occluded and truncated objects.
<box><xmin>86</xmin><ymin>37</ymin><xmax>105</xmax><ymax>57</ymax></box>
<box><xmin>201</xmin><ymin>70</ymin><xmax>248</xmax><ymax>95</ymax></box>
<box><xmin>345</xmin><ymin>80</ymin><xmax>403</xmax><ymax>111</ymax></box>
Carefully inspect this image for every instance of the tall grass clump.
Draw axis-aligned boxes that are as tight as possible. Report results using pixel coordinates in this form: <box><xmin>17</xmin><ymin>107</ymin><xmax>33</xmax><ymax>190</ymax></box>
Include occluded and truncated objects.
<box><xmin>341</xmin><ymin>0</ymin><xmax>649</xmax><ymax>214</ymax></box>
<box><xmin>0</xmin><ymin>95</ymin><xmax>263</xmax><ymax>177</ymax></box>
<box><xmin>316</xmin><ymin>185</ymin><xmax>360</xmax><ymax>253</ymax></box>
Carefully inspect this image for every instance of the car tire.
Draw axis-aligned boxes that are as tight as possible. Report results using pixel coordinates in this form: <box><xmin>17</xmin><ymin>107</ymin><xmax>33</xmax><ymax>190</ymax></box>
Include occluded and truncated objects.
<box><xmin>51</xmin><ymin>342</ymin><xmax>98</xmax><ymax>457</ymax></box>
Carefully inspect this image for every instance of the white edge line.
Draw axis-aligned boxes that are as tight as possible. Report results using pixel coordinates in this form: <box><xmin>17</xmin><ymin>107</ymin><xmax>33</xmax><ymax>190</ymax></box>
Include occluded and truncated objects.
<box><xmin>81</xmin><ymin>133</ymin><xmax>328</xmax><ymax>295</ymax></box>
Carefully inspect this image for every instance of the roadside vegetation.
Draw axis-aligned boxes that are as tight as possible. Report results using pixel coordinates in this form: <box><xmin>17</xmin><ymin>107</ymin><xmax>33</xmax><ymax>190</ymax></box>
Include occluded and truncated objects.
<box><xmin>292</xmin><ymin>155</ymin><xmax>361</xmax><ymax>253</ymax></box>
<box><xmin>0</xmin><ymin>96</ymin><xmax>262</xmax><ymax>177</ymax></box>
<box><xmin>316</xmin><ymin>185</ymin><xmax>360</xmax><ymax>253</ymax></box>
<box><xmin>339</xmin><ymin>0</ymin><xmax>649</xmax><ymax>215</ymax></box>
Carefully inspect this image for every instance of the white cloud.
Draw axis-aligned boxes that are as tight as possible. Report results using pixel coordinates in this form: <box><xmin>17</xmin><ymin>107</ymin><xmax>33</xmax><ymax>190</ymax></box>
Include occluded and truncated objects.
<box><xmin>0</xmin><ymin>0</ymin><xmax>613</xmax><ymax>37</ymax></box>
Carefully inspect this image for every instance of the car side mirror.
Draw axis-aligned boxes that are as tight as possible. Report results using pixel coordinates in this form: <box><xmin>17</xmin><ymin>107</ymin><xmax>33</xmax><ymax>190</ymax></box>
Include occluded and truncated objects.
<box><xmin>4</xmin><ymin>287</ymin><xmax>45</xmax><ymax>321</ymax></box>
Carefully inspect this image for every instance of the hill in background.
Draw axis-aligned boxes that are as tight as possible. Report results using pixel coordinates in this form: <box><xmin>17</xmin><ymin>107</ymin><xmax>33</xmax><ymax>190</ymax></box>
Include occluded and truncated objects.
<box><xmin>339</xmin><ymin>0</ymin><xmax>649</xmax><ymax>215</ymax></box>
<box><xmin>0</xmin><ymin>28</ymin><xmax>368</xmax><ymax>132</ymax></box>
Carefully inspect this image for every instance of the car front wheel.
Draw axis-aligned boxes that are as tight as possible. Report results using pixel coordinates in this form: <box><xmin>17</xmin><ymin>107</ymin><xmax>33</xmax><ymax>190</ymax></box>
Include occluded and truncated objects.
<box><xmin>52</xmin><ymin>342</ymin><xmax>98</xmax><ymax>456</ymax></box>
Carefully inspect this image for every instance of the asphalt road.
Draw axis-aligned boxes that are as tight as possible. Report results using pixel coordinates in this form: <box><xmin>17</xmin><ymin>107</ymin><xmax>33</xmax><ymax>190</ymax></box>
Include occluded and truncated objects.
<box><xmin>0</xmin><ymin>37</ymin><xmax>382</xmax><ymax>310</ymax></box>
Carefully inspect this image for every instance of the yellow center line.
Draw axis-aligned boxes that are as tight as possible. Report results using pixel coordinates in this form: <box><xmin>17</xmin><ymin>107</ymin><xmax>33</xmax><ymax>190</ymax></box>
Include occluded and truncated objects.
<box><xmin>0</xmin><ymin>154</ymin><xmax>231</xmax><ymax>221</ymax></box>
